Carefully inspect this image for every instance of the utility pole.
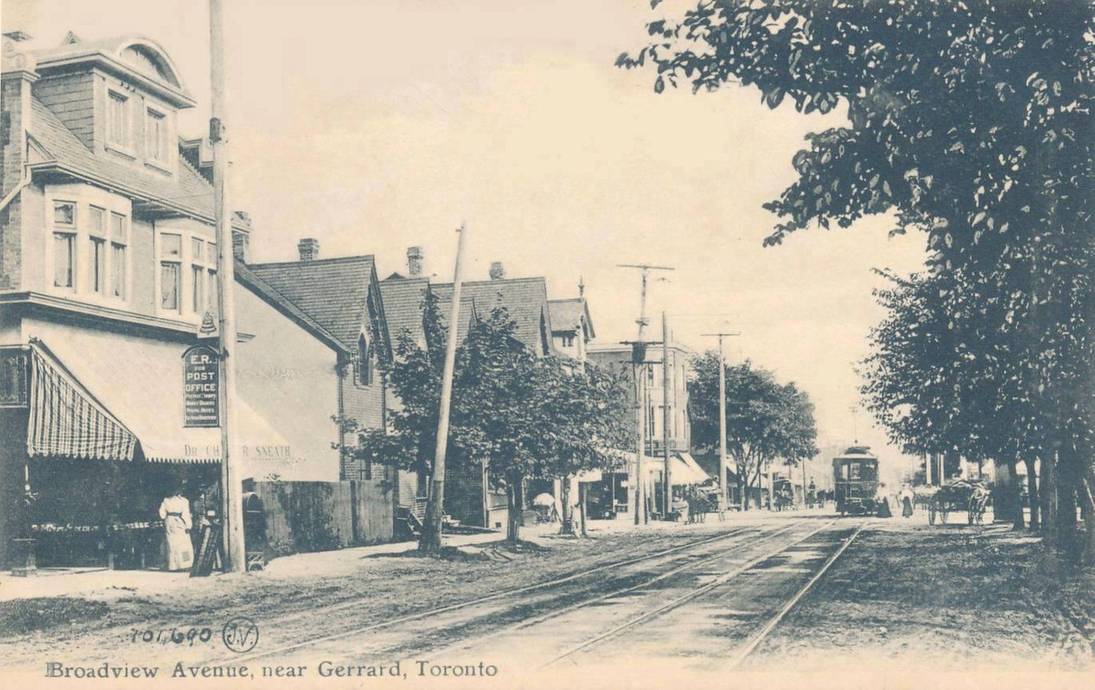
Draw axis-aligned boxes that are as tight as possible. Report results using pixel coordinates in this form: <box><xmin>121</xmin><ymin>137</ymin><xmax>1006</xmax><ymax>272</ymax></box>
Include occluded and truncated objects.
<box><xmin>635</xmin><ymin>355</ymin><xmax>647</xmax><ymax>525</ymax></box>
<box><xmin>661</xmin><ymin>312</ymin><xmax>672</xmax><ymax>518</ymax></box>
<box><xmin>618</xmin><ymin>263</ymin><xmax>673</xmax><ymax>526</ymax></box>
<box><xmin>620</xmin><ymin>341</ymin><xmax>661</xmax><ymax>525</ymax></box>
<box><xmin>618</xmin><ymin>263</ymin><xmax>674</xmax><ymax>340</ymax></box>
<box><xmin>702</xmin><ymin>331</ymin><xmax>739</xmax><ymax>514</ymax></box>
<box><xmin>850</xmin><ymin>404</ymin><xmax>860</xmax><ymax>444</ymax></box>
<box><xmin>421</xmin><ymin>224</ymin><xmax>466</xmax><ymax>552</ymax></box>
<box><xmin>210</xmin><ymin>0</ymin><xmax>244</xmax><ymax>573</ymax></box>
<box><xmin>801</xmin><ymin>458</ymin><xmax>807</xmax><ymax>509</ymax></box>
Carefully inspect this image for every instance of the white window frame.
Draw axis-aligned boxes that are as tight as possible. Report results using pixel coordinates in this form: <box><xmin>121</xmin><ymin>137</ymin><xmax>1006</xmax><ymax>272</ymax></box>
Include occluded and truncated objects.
<box><xmin>145</xmin><ymin>106</ymin><xmax>170</xmax><ymax>169</ymax></box>
<box><xmin>51</xmin><ymin>200</ymin><xmax>77</xmax><ymax>290</ymax></box>
<box><xmin>110</xmin><ymin>212</ymin><xmax>128</xmax><ymax>300</ymax></box>
<box><xmin>45</xmin><ymin>188</ymin><xmax>131</xmax><ymax>305</ymax></box>
<box><xmin>158</xmin><ymin>232</ymin><xmax>182</xmax><ymax>314</ymax></box>
<box><xmin>155</xmin><ymin>224</ymin><xmax>217</xmax><ymax>321</ymax></box>
<box><xmin>106</xmin><ymin>90</ymin><xmax>133</xmax><ymax>154</ymax></box>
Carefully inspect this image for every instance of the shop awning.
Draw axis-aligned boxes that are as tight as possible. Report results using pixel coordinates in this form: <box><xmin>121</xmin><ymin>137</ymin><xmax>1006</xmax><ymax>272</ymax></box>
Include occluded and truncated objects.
<box><xmin>613</xmin><ymin>450</ymin><xmax>711</xmax><ymax>486</ymax></box>
<box><xmin>26</xmin><ymin>342</ymin><xmax>137</xmax><ymax>461</ymax></box>
<box><xmin>674</xmin><ymin>452</ymin><xmax>711</xmax><ymax>485</ymax></box>
<box><xmin>26</xmin><ymin>334</ymin><xmax>290</xmax><ymax>465</ymax></box>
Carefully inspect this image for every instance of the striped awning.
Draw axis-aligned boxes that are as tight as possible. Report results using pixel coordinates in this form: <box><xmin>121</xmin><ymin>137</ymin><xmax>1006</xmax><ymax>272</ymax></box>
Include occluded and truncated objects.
<box><xmin>24</xmin><ymin>331</ymin><xmax>292</xmax><ymax>467</ymax></box>
<box><xmin>26</xmin><ymin>342</ymin><xmax>137</xmax><ymax>461</ymax></box>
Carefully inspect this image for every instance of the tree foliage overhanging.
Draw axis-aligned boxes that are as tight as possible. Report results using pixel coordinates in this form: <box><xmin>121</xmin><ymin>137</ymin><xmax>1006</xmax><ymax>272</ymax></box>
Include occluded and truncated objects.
<box><xmin>624</xmin><ymin>0</ymin><xmax>1093</xmax><ymax>554</ymax></box>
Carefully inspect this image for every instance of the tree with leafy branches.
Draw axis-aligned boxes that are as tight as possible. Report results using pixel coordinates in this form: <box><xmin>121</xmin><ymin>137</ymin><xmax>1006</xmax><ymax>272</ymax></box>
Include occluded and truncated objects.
<box><xmin>530</xmin><ymin>357</ymin><xmax>632</xmax><ymax>535</ymax></box>
<box><xmin>689</xmin><ymin>353</ymin><xmax>818</xmax><ymax>509</ymax></box>
<box><xmin>623</xmin><ymin>0</ymin><xmax>1092</xmax><ymax>559</ymax></box>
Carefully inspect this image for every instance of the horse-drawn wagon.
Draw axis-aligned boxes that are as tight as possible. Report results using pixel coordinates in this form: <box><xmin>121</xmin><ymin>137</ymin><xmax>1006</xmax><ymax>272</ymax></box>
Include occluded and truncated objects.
<box><xmin>926</xmin><ymin>479</ymin><xmax>991</xmax><ymax>525</ymax></box>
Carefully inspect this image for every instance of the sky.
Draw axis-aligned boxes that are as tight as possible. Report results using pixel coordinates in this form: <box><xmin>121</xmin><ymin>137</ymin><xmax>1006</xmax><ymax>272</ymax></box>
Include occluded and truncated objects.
<box><xmin>4</xmin><ymin>0</ymin><xmax>928</xmax><ymax>482</ymax></box>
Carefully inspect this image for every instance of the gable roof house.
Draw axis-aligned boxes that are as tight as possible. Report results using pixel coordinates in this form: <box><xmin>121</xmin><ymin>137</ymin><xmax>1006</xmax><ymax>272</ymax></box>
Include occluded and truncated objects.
<box><xmin>0</xmin><ymin>33</ymin><xmax>366</xmax><ymax>567</ymax></box>
<box><xmin>430</xmin><ymin>263</ymin><xmax>556</xmax><ymax>358</ymax></box>
<box><xmin>248</xmin><ymin>239</ymin><xmax>394</xmax><ymax>482</ymax></box>
<box><xmin>548</xmin><ymin>297</ymin><xmax>595</xmax><ymax>362</ymax></box>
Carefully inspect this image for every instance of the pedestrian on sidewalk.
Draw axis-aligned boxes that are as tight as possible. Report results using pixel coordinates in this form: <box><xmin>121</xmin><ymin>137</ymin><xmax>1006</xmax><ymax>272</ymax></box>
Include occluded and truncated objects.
<box><xmin>159</xmin><ymin>484</ymin><xmax>194</xmax><ymax>572</ymax></box>
<box><xmin>900</xmin><ymin>484</ymin><xmax>915</xmax><ymax>518</ymax></box>
<box><xmin>875</xmin><ymin>482</ymin><xmax>893</xmax><ymax>518</ymax></box>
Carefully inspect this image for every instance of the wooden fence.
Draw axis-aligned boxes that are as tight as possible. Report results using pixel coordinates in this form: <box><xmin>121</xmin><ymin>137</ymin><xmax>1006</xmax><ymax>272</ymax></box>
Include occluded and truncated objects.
<box><xmin>250</xmin><ymin>479</ymin><xmax>394</xmax><ymax>556</ymax></box>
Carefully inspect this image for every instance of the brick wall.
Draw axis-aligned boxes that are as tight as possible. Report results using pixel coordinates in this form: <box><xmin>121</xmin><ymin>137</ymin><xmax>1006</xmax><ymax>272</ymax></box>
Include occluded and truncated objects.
<box><xmin>0</xmin><ymin>75</ymin><xmax>28</xmax><ymax>290</ymax></box>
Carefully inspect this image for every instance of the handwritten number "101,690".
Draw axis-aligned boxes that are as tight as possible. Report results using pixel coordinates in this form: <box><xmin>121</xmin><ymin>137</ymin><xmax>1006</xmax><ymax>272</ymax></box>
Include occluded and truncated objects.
<box><xmin>129</xmin><ymin>627</ymin><xmax>214</xmax><ymax>645</ymax></box>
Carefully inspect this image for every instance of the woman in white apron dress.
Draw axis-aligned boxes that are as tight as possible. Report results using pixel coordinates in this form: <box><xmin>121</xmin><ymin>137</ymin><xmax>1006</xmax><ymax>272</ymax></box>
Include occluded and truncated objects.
<box><xmin>159</xmin><ymin>490</ymin><xmax>193</xmax><ymax>571</ymax></box>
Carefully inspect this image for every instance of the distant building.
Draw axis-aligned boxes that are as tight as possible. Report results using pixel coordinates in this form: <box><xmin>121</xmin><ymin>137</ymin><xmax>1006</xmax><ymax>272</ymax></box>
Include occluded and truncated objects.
<box><xmin>586</xmin><ymin>342</ymin><xmax>697</xmax><ymax>516</ymax></box>
<box><xmin>547</xmin><ymin>297</ymin><xmax>594</xmax><ymax>362</ymax></box>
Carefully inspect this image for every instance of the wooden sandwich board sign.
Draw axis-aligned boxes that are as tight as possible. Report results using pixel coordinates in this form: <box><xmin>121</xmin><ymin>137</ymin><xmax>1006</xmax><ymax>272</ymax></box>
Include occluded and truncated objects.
<box><xmin>190</xmin><ymin>523</ymin><xmax>224</xmax><ymax>577</ymax></box>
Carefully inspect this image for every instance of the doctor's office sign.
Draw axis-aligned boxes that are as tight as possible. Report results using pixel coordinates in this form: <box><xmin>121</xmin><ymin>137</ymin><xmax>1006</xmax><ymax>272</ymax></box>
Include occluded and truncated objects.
<box><xmin>183</xmin><ymin>345</ymin><xmax>220</xmax><ymax>427</ymax></box>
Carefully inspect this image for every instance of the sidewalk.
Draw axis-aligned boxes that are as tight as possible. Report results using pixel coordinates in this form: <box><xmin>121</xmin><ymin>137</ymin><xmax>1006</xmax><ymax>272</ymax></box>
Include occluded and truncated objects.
<box><xmin>0</xmin><ymin>530</ymin><xmax>505</xmax><ymax>603</ymax></box>
<box><xmin>0</xmin><ymin>509</ymin><xmax>818</xmax><ymax>603</ymax></box>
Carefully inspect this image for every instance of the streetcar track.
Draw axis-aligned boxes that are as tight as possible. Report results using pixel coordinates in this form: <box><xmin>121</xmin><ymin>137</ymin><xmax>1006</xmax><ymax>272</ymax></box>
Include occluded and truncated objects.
<box><xmin>541</xmin><ymin>519</ymin><xmax>842</xmax><ymax>668</ymax></box>
<box><xmin>393</xmin><ymin>520</ymin><xmax>810</xmax><ymax>660</ymax></box>
<box><xmin>727</xmin><ymin>522</ymin><xmax>865</xmax><ymax>667</ymax></box>
<box><xmin>209</xmin><ymin>521</ymin><xmax>781</xmax><ymax>664</ymax></box>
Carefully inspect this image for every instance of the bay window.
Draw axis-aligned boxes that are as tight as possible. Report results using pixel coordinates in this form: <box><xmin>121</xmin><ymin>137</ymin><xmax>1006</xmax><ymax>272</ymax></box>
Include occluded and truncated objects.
<box><xmin>160</xmin><ymin>233</ymin><xmax>181</xmax><ymax>312</ymax></box>
<box><xmin>52</xmin><ymin>201</ymin><xmax>76</xmax><ymax>288</ymax></box>
<box><xmin>53</xmin><ymin>233</ymin><xmax>75</xmax><ymax>288</ymax></box>
<box><xmin>110</xmin><ymin>213</ymin><xmax>127</xmax><ymax>299</ymax></box>
<box><xmin>207</xmin><ymin>242</ymin><xmax>218</xmax><ymax>311</ymax></box>
<box><xmin>191</xmin><ymin>237</ymin><xmax>206</xmax><ymax>313</ymax></box>
<box><xmin>88</xmin><ymin>207</ymin><xmax>106</xmax><ymax>294</ymax></box>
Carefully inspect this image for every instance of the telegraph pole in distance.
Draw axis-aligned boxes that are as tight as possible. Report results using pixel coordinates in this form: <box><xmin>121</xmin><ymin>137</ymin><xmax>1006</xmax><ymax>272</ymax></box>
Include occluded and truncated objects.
<box><xmin>421</xmin><ymin>224</ymin><xmax>466</xmax><ymax>553</ymax></box>
<box><xmin>661</xmin><ymin>311</ymin><xmax>672</xmax><ymax>518</ymax></box>
<box><xmin>210</xmin><ymin>0</ymin><xmax>244</xmax><ymax>573</ymax></box>
<box><xmin>617</xmin><ymin>263</ymin><xmax>673</xmax><ymax>340</ymax></box>
<box><xmin>618</xmin><ymin>263</ymin><xmax>673</xmax><ymax>525</ymax></box>
<box><xmin>702</xmin><ymin>331</ymin><xmax>740</xmax><ymax>514</ymax></box>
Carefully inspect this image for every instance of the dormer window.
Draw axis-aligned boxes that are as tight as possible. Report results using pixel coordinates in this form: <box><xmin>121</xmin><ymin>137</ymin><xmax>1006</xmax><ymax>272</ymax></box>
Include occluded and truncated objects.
<box><xmin>145</xmin><ymin>108</ymin><xmax>168</xmax><ymax>164</ymax></box>
<box><xmin>107</xmin><ymin>91</ymin><xmax>130</xmax><ymax>149</ymax></box>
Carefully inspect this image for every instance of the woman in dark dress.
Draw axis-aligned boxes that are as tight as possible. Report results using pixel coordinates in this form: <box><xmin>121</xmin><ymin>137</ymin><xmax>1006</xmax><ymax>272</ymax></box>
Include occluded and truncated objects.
<box><xmin>875</xmin><ymin>483</ymin><xmax>893</xmax><ymax>518</ymax></box>
<box><xmin>900</xmin><ymin>484</ymin><xmax>915</xmax><ymax>518</ymax></box>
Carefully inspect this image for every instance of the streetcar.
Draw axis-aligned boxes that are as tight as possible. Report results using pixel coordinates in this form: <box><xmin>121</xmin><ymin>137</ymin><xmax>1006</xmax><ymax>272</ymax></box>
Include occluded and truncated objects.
<box><xmin>832</xmin><ymin>446</ymin><xmax>880</xmax><ymax>516</ymax></box>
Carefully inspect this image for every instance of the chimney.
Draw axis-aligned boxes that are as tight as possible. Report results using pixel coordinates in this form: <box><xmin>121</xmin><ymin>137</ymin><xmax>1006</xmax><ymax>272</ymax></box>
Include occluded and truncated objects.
<box><xmin>407</xmin><ymin>246</ymin><xmax>423</xmax><ymax>277</ymax></box>
<box><xmin>489</xmin><ymin>261</ymin><xmax>505</xmax><ymax>280</ymax></box>
<box><xmin>298</xmin><ymin>237</ymin><xmax>319</xmax><ymax>262</ymax></box>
